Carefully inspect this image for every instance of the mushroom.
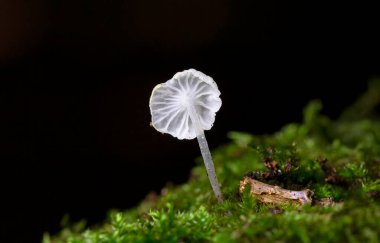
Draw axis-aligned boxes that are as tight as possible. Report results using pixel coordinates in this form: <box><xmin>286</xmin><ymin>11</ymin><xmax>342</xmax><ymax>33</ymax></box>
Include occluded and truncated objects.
<box><xmin>149</xmin><ymin>69</ymin><xmax>223</xmax><ymax>203</ymax></box>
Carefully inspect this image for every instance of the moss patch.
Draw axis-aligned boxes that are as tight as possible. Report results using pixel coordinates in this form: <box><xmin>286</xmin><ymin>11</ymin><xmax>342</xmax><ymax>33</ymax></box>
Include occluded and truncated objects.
<box><xmin>45</xmin><ymin>79</ymin><xmax>380</xmax><ymax>243</ymax></box>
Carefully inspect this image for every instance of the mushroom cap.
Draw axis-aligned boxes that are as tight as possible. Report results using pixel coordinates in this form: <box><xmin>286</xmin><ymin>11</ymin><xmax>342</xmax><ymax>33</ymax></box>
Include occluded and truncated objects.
<box><xmin>149</xmin><ymin>69</ymin><xmax>222</xmax><ymax>140</ymax></box>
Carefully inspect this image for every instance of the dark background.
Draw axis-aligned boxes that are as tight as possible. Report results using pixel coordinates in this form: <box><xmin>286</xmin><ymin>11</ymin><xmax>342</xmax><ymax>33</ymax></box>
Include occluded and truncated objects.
<box><xmin>0</xmin><ymin>1</ymin><xmax>379</xmax><ymax>242</ymax></box>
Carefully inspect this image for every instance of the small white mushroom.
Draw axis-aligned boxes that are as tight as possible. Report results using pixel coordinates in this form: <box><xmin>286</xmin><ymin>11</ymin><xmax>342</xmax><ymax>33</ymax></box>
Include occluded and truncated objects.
<box><xmin>149</xmin><ymin>69</ymin><xmax>223</xmax><ymax>203</ymax></box>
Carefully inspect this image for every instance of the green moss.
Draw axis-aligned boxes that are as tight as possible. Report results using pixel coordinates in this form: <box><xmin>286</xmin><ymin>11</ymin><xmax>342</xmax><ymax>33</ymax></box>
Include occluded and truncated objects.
<box><xmin>45</xmin><ymin>79</ymin><xmax>380</xmax><ymax>243</ymax></box>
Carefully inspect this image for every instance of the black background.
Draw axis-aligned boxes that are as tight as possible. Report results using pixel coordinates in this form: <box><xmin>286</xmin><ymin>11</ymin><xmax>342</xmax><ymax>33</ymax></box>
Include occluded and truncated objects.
<box><xmin>0</xmin><ymin>1</ymin><xmax>379</xmax><ymax>242</ymax></box>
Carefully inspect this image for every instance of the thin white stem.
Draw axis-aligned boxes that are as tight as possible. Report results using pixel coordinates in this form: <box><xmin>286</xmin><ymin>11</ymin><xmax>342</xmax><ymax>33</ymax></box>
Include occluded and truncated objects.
<box><xmin>188</xmin><ymin>105</ymin><xmax>224</xmax><ymax>203</ymax></box>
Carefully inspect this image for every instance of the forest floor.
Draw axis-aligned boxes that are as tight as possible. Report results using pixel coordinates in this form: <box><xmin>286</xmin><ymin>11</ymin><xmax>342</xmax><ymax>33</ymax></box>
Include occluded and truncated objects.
<box><xmin>46</xmin><ymin>80</ymin><xmax>380</xmax><ymax>243</ymax></box>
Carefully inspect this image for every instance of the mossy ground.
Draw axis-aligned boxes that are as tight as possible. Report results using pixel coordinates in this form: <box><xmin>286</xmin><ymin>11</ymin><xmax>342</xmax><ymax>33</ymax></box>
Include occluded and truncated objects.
<box><xmin>45</xmin><ymin>80</ymin><xmax>380</xmax><ymax>243</ymax></box>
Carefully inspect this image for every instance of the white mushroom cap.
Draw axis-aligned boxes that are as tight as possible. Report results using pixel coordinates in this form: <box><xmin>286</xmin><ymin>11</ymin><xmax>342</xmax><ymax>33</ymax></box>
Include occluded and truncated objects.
<box><xmin>149</xmin><ymin>69</ymin><xmax>222</xmax><ymax>140</ymax></box>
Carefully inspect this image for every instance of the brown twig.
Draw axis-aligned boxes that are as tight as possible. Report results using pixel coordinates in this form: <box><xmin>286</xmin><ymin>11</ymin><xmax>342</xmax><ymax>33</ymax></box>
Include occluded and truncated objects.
<box><xmin>240</xmin><ymin>177</ymin><xmax>313</xmax><ymax>205</ymax></box>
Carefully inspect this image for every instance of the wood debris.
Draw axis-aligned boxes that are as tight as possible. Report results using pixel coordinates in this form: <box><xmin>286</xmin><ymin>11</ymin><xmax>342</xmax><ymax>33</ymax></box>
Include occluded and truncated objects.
<box><xmin>239</xmin><ymin>177</ymin><xmax>313</xmax><ymax>206</ymax></box>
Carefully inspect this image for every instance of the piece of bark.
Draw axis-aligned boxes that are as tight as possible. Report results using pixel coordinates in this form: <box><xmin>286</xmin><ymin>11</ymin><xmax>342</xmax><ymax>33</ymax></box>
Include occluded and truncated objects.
<box><xmin>239</xmin><ymin>177</ymin><xmax>313</xmax><ymax>206</ymax></box>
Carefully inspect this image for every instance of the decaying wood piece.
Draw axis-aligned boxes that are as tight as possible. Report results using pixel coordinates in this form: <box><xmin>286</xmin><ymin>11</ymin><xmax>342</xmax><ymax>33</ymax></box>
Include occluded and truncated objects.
<box><xmin>239</xmin><ymin>177</ymin><xmax>313</xmax><ymax>205</ymax></box>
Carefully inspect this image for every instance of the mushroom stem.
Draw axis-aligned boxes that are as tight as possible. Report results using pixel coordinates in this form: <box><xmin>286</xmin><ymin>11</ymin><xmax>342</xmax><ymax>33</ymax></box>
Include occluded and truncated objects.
<box><xmin>196</xmin><ymin>131</ymin><xmax>224</xmax><ymax>203</ymax></box>
<box><xmin>188</xmin><ymin>105</ymin><xmax>224</xmax><ymax>203</ymax></box>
